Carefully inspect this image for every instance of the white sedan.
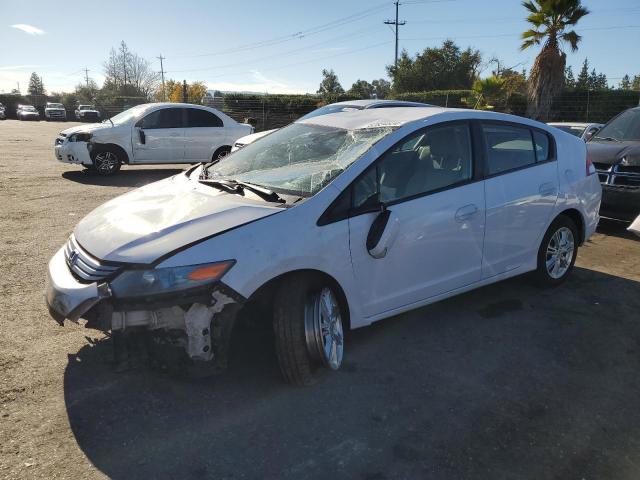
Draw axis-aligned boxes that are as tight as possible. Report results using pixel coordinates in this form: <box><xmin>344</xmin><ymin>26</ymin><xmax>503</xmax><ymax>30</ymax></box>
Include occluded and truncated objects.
<box><xmin>46</xmin><ymin>107</ymin><xmax>601</xmax><ymax>384</ymax></box>
<box><xmin>54</xmin><ymin>103</ymin><xmax>253</xmax><ymax>175</ymax></box>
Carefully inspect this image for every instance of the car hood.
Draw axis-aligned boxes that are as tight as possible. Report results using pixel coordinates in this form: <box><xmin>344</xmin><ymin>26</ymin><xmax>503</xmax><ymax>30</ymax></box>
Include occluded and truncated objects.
<box><xmin>78</xmin><ymin>109</ymin><xmax>99</xmax><ymax>114</ymax></box>
<box><xmin>61</xmin><ymin>123</ymin><xmax>113</xmax><ymax>135</ymax></box>
<box><xmin>46</xmin><ymin>107</ymin><xmax>65</xmax><ymax>111</ymax></box>
<box><xmin>74</xmin><ymin>174</ymin><xmax>282</xmax><ymax>264</ymax></box>
<box><xmin>237</xmin><ymin>129</ymin><xmax>276</xmax><ymax>144</ymax></box>
<box><xmin>587</xmin><ymin>140</ymin><xmax>640</xmax><ymax>165</ymax></box>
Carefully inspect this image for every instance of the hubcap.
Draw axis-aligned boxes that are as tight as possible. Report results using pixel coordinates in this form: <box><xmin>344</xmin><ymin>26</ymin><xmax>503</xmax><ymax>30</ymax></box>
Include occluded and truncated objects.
<box><xmin>545</xmin><ymin>226</ymin><xmax>575</xmax><ymax>279</ymax></box>
<box><xmin>304</xmin><ymin>287</ymin><xmax>344</xmax><ymax>370</ymax></box>
<box><xmin>95</xmin><ymin>151</ymin><xmax>118</xmax><ymax>174</ymax></box>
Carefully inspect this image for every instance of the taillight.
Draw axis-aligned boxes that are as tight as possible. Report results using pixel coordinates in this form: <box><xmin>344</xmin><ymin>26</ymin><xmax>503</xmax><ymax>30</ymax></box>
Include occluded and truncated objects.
<box><xmin>586</xmin><ymin>156</ymin><xmax>596</xmax><ymax>176</ymax></box>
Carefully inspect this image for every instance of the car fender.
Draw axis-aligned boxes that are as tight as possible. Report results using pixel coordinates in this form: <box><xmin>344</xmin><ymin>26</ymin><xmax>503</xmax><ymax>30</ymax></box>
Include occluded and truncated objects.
<box><xmin>155</xmin><ymin>185</ymin><xmax>366</xmax><ymax>328</ymax></box>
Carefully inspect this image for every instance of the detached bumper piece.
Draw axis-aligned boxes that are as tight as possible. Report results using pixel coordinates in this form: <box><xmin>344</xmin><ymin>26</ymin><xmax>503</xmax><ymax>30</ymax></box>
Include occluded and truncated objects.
<box><xmin>45</xmin><ymin>246</ymin><xmax>246</xmax><ymax>375</ymax></box>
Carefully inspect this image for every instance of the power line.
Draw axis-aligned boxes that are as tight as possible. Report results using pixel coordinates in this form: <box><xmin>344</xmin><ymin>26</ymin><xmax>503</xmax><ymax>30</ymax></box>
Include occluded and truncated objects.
<box><xmin>384</xmin><ymin>1</ymin><xmax>406</xmax><ymax>70</ymax></box>
<box><xmin>172</xmin><ymin>2</ymin><xmax>390</xmax><ymax>59</ymax></box>
<box><xmin>166</xmin><ymin>26</ymin><xmax>379</xmax><ymax>74</ymax></box>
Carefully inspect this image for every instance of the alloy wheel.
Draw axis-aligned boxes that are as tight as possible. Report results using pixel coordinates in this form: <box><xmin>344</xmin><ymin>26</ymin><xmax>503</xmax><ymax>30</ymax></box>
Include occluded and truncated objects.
<box><xmin>94</xmin><ymin>151</ymin><xmax>118</xmax><ymax>175</ymax></box>
<box><xmin>304</xmin><ymin>287</ymin><xmax>344</xmax><ymax>370</ymax></box>
<box><xmin>545</xmin><ymin>226</ymin><xmax>575</xmax><ymax>279</ymax></box>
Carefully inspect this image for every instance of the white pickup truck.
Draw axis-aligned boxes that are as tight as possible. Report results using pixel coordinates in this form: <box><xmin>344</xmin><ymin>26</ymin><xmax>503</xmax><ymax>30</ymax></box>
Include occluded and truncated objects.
<box><xmin>55</xmin><ymin>103</ymin><xmax>253</xmax><ymax>175</ymax></box>
<box><xmin>75</xmin><ymin>104</ymin><xmax>101</xmax><ymax>122</ymax></box>
<box><xmin>45</xmin><ymin>102</ymin><xmax>67</xmax><ymax>121</ymax></box>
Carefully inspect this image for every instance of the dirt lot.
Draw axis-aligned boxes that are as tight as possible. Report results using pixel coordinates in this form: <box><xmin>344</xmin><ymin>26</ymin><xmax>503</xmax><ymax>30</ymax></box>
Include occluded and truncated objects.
<box><xmin>1</xmin><ymin>119</ymin><xmax>639</xmax><ymax>479</ymax></box>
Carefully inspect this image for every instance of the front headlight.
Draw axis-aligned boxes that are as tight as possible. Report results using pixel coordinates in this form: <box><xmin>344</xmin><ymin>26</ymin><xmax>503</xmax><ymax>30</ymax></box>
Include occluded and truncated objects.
<box><xmin>68</xmin><ymin>132</ymin><xmax>92</xmax><ymax>142</ymax></box>
<box><xmin>110</xmin><ymin>260</ymin><xmax>235</xmax><ymax>298</ymax></box>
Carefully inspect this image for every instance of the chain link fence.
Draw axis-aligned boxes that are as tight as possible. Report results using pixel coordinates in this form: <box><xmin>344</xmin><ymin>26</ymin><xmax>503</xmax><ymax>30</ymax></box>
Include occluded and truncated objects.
<box><xmin>2</xmin><ymin>90</ymin><xmax>639</xmax><ymax>127</ymax></box>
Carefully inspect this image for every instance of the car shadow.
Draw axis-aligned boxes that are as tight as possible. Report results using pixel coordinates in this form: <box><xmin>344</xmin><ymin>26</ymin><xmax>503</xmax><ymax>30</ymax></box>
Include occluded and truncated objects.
<box><xmin>61</xmin><ymin>168</ymin><xmax>185</xmax><ymax>188</ymax></box>
<box><xmin>597</xmin><ymin>217</ymin><xmax>638</xmax><ymax>241</ymax></box>
<box><xmin>64</xmin><ymin>267</ymin><xmax>640</xmax><ymax>479</ymax></box>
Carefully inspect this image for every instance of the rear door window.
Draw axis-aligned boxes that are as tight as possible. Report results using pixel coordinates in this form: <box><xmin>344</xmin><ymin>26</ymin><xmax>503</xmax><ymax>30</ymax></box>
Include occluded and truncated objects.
<box><xmin>186</xmin><ymin>108</ymin><xmax>223</xmax><ymax>128</ymax></box>
<box><xmin>482</xmin><ymin>124</ymin><xmax>536</xmax><ymax>175</ymax></box>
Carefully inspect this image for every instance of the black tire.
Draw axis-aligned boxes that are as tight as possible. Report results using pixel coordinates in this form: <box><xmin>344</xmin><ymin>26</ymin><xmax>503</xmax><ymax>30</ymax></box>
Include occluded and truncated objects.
<box><xmin>273</xmin><ymin>274</ymin><xmax>344</xmax><ymax>386</ymax></box>
<box><xmin>212</xmin><ymin>146</ymin><xmax>231</xmax><ymax>161</ymax></box>
<box><xmin>91</xmin><ymin>148</ymin><xmax>122</xmax><ymax>176</ymax></box>
<box><xmin>533</xmin><ymin>215</ymin><xmax>579</xmax><ymax>286</ymax></box>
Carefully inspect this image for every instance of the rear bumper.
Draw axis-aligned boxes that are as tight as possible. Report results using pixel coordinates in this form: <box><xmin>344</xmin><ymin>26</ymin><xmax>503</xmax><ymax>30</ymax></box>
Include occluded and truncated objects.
<box><xmin>600</xmin><ymin>184</ymin><xmax>640</xmax><ymax>222</ymax></box>
<box><xmin>45</xmin><ymin>247</ymin><xmax>111</xmax><ymax>324</ymax></box>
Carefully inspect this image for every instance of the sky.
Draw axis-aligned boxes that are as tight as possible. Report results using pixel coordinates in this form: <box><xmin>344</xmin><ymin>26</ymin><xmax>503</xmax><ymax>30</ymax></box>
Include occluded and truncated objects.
<box><xmin>0</xmin><ymin>0</ymin><xmax>639</xmax><ymax>95</ymax></box>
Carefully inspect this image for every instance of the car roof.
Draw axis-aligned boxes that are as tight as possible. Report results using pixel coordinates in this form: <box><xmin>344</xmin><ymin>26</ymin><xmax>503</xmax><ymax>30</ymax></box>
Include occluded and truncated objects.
<box><xmin>296</xmin><ymin>106</ymin><xmax>451</xmax><ymax>130</ymax></box>
<box><xmin>297</xmin><ymin>106</ymin><xmax>556</xmax><ymax>132</ymax></box>
<box><xmin>329</xmin><ymin>99</ymin><xmax>430</xmax><ymax>108</ymax></box>
<box><xmin>548</xmin><ymin>122</ymin><xmax>590</xmax><ymax>127</ymax></box>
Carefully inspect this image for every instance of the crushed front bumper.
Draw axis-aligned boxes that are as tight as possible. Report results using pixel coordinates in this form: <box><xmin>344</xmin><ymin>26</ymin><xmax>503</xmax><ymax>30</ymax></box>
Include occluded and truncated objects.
<box><xmin>54</xmin><ymin>141</ymin><xmax>92</xmax><ymax>165</ymax></box>
<box><xmin>45</xmin><ymin>247</ymin><xmax>111</xmax><ymax>324</ymax></box>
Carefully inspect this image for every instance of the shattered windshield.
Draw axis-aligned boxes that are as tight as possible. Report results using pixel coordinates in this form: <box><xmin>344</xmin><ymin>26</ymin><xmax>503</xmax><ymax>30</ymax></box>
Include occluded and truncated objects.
<box><xmin>205</xmin><ymin>123</ymin><xmax>395</xmax><ymax>196</ymax></box>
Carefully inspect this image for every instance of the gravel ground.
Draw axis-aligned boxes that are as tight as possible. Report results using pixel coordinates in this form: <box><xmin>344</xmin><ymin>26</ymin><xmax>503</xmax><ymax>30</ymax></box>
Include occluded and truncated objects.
<box><xmin>1</xmin><ymin>119</ymin><xmax>640</xmax><ymax>480</ymax></box>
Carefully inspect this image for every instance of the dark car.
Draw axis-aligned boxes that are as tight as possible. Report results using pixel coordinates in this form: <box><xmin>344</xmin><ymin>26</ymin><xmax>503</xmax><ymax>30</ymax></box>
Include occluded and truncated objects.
<box><xmin>587</xmin><ymin>107</ymin><xmax>640</xmax><ymax>221</ymax></box>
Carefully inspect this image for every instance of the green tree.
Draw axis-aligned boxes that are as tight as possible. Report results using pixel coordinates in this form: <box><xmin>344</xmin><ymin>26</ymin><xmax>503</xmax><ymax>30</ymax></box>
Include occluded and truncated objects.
<box><xmin>632</xmin><ymin>75</ymin><xmax>640</xmax><ymax>91</ymax></box>
<box><xmin>388</xmin><ymin>41</ymin><xmax>481</xmax><ymax>93</ymax></box>
<box><xmin>565</xmin><ymin>66</ymin><xmax>576</xmax><ymax>88</ymax></box>
<box><xmin>576</xmin><ymin>58</ymin><xmax>589</xmax><ymax>89</ymax></box>
<box><xmin>521</xmin><ymin>0</ymin><xmax>590</xmax><ymax>120</ymax></box>
<box><xmin>27</xmin><ymin>72</ymin><xmax>45</xmax><ymax>96</ymax></box>
<box><xmin>317</xmin><ymin>69</ymin><xmax>344</xmax><ymax>97</ymax></box>
<box><xmin>348</xmin><ymin>79</ymin><xmax>373</xmax><ymax>99</ymax></box>
<box><xmin>372</xmin><ymin>79</ymin><xmax>391</xmax><ymax>99</ymax></box>
<box><xmin>471</xmin><ymin>76</ymin><xmax>505</xmax><ymax>109</ymax></box>
<box><xmin>620</xmin><ymin>74</ymin><xmax>631</xmax><ymax>90</ymax></box>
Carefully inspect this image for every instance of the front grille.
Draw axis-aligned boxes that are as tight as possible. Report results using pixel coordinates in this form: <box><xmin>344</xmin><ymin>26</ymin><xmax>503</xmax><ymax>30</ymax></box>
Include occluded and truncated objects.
<box><xmin>594</xmin><ymin>162</ymin><xmax>640</xmax><ymax>189</ymax></box>
<box><xmin>80</xmin><ymin>112</ymin><xmax>99</xmax><ymax>120</ymax></box>
<box><xmin>593</xmin><ymin>163</ymin><xmax>611</xmax><ymax>172</ymax></box>
<box><xmin>615</xmin><ymin>164</ymin><xmax>640</xmax><ymax>174</ymax></box>
<box><xmin>64</xmin><ymin>236</ymin><xmax>121</xmax><ymax>283</ymax></box>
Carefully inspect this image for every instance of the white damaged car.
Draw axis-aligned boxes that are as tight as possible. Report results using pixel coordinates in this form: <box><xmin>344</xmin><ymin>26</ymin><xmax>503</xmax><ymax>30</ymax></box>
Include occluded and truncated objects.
<box><xmin>46</xmin><ymin>107</ymin><xmax>601</xmax><ymax>384</ymax></box>
<box><xmin>54</xmin><ymin>103</ymin><xmax>253</xmax><ymax>175</ymax></box>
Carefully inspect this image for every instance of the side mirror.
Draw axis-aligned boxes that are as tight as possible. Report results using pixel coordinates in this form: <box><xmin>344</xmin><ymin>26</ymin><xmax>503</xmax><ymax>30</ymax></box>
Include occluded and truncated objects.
<box><xmin>366</xmin><ymin>205</ymin><xmax>399</xmax><ymax>259</ymax></box>
<box><xmin>584</xmin><ymin>128</ymin><xmax>599</xmax><ymax>142</ymax></box>
<box><xmin>138</xmin><ymin>128</ymin><xmax>146</xmax><ymax>145</ymax></box>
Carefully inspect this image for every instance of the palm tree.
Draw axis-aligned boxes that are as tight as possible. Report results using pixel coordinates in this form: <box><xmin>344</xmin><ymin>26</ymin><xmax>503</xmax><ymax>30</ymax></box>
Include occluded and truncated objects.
<box><xmin>521</xmin><ymin>0</ymin><xmax>589</xmax><ymax>121</ymax></box>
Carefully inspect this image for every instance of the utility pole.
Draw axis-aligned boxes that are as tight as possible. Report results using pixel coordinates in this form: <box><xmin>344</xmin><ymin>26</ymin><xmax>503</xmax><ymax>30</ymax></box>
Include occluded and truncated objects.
<box><xmin>157</xmin><ymin>55</ymin><xmax>166</xmax><ymax>101</ymax></box>
<box><xmin>182</xmin><ymin>80</ymin><xmax>188</xmax><ymax>103</ymax></box>
<box><xmin>84</xmin><ymin>68</ymin><xmax>90</xmax><ymax>88</ymax></box>
<box><xmin>384</xmin><ymin>1</ymin><xmax>406</xmax><ymax>70</ymax></box>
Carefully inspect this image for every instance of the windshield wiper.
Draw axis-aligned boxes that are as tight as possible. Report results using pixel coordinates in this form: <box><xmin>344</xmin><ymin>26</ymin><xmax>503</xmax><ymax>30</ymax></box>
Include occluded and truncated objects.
<box><xmin>594</xmin><ymin>136</ymin><xmax>619</xmax><ymax>142</ymax></box>
<box><xmin>198</xmin><ymin>176</ymin><xmax>285</xmax><ymax>203</ymax></box>
<box><xmin>232</xmin><ymin>180</ymin><xmax>285</xmax><ymax>203</ymax></box>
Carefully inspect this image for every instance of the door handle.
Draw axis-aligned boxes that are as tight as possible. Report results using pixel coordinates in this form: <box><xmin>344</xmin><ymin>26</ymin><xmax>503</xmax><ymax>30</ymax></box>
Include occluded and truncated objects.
<box><xmin>538</xmin><ymin>182</ymin><xmax>557</xmax><ymax>196</ymax></box>
<box><xmin>455</xmin><ymin>204</ymin><xmax>478</xmax><ymax>222</ymax></box>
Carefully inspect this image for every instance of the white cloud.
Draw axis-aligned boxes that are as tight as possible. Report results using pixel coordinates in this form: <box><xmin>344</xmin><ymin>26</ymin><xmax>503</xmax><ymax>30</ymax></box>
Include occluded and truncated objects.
<box><xmin>206</xmin><ymin>70</ymin><xmax>311</xmax><ymax>94</ymax></box>
<box><xmin>11</xmin><ymin>24</ymin><xmax>45</xmax><ymax>35</ymax></box>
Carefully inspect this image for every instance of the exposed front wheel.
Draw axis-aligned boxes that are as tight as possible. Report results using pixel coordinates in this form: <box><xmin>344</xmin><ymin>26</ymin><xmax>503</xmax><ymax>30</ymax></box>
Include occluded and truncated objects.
<box><xmin>92</xmin><ymin>149</ymin><xmax>121</xmax><ymax>176</ymax></box>
<box><xmin>273</xmin><ymin>275</ymin><xmax>345</xmax><ymax>385</ymax></box>
<box><xmin>534</xmin><ymin>215</ymin><xmax>578</xmax><ymax>286</ymax></box>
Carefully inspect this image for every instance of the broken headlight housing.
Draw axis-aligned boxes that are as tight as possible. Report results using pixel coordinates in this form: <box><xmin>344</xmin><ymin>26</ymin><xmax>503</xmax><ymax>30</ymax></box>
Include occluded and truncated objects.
<box><xmin>68</xmin><ymin>132</ymin><xmax>93</xmax><ymax>142</ymax></box>
<box><xmin>110</xmin><ymin>260</ymin><xmax>235</xmax><ymax>298</ymax></box>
